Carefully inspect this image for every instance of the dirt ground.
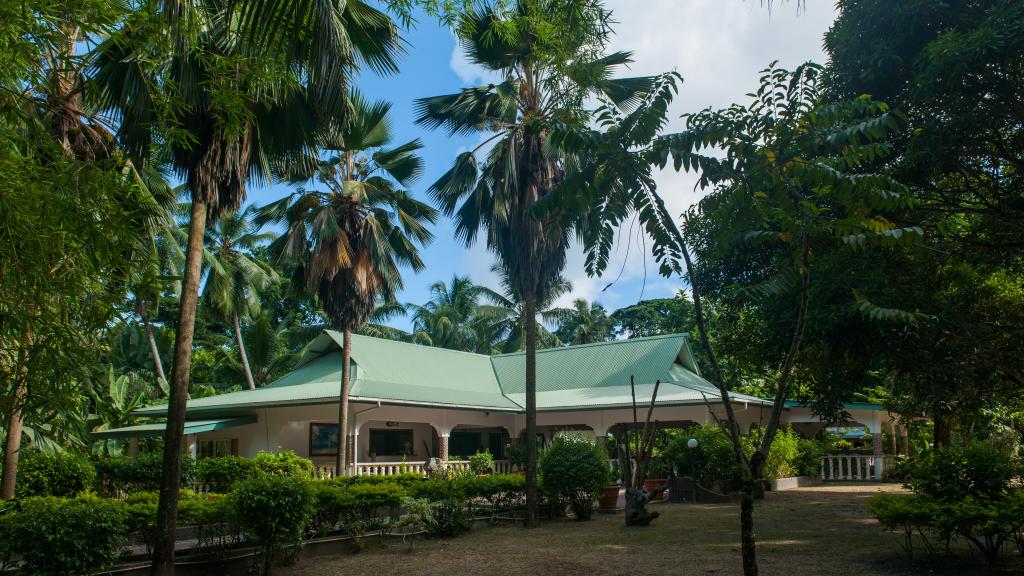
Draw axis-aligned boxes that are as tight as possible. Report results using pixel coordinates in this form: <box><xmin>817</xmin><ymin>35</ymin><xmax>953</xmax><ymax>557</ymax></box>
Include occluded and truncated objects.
<box><xmin>282</xmin><ymin>484</ymin><xmax>1024</xmax><ymax>576</ymax></box>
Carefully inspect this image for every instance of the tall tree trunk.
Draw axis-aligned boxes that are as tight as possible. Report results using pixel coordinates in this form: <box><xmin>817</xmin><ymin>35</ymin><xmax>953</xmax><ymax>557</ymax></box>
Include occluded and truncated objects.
<box><xmin>140</xmin><ymin>305</ymin><xmax>168</xmax><ymax>388</ymax></box>
<box><xmin>151</xmin><ymin>199</ymin><xmax>208</xmax><ymax>576</ymax></box>
<box><xmin>524</xmin><ymin>292</ymin><xmax>539</xmax><ymax>528</ymax></box>
<box><xmin>336</xmin><ymin>328</ymin><xmax>352</xmax><ymax>475</ymax></box>
<box><xmin>933</xmin><ymin>407</ymin><xmax>951</xmax><ymax>447</ymax></box>
<box><xmin>0</xmin><ymin>382</ymin><xmax>26</xmax><ymax>500</ymax></box>
<box><xmin>233</xmin><ymin>312</ymin><xmax>255</xmax><ymax>391</ymax></box>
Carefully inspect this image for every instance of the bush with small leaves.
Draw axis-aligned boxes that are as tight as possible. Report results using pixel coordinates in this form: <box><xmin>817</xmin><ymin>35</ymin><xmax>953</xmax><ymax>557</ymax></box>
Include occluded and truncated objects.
<box><xmin>13</xmin><ymin>450</ymin><xmax>96</xmax><ymax>497</ymax></box>
<box><xmin>468</xmin><ymin>450</ymin><xmax>494</xmax><ymax>475</ymax></box>
<box><xmin>95</xmin><ymin>451</ymin><xmax>195</xmax><ymax>494</ymax></box>
<box><xmin>229</xmin><ymin>475</ymin><xmax>315</xmax><ymax>575</ymax></box>
<box><xmin>4</xmin><ymin>495</ymin><xmax>129</xmax><ymax>575</ymax></box>
<box><xmin>539</xmin><ymin>435</ymin><xmax>610</xmax><ymax>520</ymax></box>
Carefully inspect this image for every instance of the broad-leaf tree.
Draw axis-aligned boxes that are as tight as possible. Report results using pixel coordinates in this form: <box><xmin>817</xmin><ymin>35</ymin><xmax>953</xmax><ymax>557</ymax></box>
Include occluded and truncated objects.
<box><xmin>555</xmin><ymin>63</ymin><xmax>914</xmax><ymax>573</ymax></box>
<box><xmin>258</xmin><ymin>91</ymin><xmax>436</xmax><ymax>473</ymax></box>
<box><xmin>415</xmin><ymin>0</ymin><xmax>653</xmax><ymax>525</ymax></box>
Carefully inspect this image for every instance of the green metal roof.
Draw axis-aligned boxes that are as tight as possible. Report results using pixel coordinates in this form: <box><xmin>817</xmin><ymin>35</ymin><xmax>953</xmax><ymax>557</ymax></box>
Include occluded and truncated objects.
<box><xmin>92</xmin><ymin>417</ymin><xmax>256</xmax><ymax>438</ymax></box>
<box><xmin>135</xmin><ymin>332</ymin><xmax>771</xmax><ymax>418</ymax></box>
<box><xmin>491</xmin><ymin>333</ymin><xmax>689</xmax><ymax>394</ymax></box>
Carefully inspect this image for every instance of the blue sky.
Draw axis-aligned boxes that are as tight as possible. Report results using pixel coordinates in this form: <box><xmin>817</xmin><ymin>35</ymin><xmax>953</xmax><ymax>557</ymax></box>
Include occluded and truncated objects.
<box><xmin>246</xmin><ymin>2</ymin><xmax>837</xmax><ymax>331</ymax></box>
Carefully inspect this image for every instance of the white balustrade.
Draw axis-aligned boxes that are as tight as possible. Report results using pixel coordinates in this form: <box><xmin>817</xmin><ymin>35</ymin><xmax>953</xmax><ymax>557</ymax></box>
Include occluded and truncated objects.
<box><xmin>315</xmin><ymin>459</ymin><xmax>515</xmax><ymax>478</ymax></box>
<box><xmin>820</xmin><ymin>454</ymin><xmax>892</xmax><ymax>481</ymax></box>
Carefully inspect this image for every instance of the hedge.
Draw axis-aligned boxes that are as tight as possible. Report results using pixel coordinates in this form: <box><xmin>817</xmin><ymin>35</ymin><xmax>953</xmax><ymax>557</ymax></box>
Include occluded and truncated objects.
<box><xmin>15</xmin><ymin>450</ymin><xmax>96</xmax><ymax>498</ymax></box>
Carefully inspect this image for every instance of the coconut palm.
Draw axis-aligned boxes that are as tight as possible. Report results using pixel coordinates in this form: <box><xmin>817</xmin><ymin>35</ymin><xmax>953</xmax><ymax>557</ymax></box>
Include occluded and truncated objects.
<box><xmin>478</xmin><ymin>264</ymin><xmax>569</xmax><ymax>353</ymax></box>
<box><xmin>202</xmin><ymin>207</ymin><xmax>278</xmax><ymax>390</ymax></box>
<box><xmin>550</xmin><ymin>299</ymin><xmax>613</xmax><ymax>345</ymax></box>
<box><xmin>415</xmin><ymin>1</ymin><xmax>652</xmax><ymax>523</ymax></box>
<box><xmin>408</xmin><ymin>276</ymin><xmax>499</xmax><ymax>353</ymax></box>
<box><xmin>90</xmin><ymin>0</ymin><xmax>401</xmax><ymax>571</ymax></box>
<box><xmin>258</xmin><ymin>91</ymin><xmax>437</xmax><ymax>473</ymax></box>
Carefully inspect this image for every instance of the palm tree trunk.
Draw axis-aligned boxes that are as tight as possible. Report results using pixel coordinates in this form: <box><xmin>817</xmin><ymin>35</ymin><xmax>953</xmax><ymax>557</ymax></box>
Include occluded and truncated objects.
<box><xmin>0</xmin><ymin>381</ymin><xmax>26</xmax><ymax>500</ymax></box>
<box><xmin>233</xmin><ymin>312</ymin><xmax>255</xmax><ymax>391</ymax></box>
<box><xmin>524</xmin><ymin>291</ymin><xmax>539</xmax><ymax>528</ymax></box>
<box><xmin>151</xmin><ymin>199</ymin><xmax>208</xmax><ymax>576</ymax></box>
<box><xmin>336</xmin><ymin>328</ymin><xmax>352</xmax><ymax>475</ymax></box>
<box><xmin>140</xmin><ymin>305</ymin><xmax>168</xmax><ymax>388</ymax></box>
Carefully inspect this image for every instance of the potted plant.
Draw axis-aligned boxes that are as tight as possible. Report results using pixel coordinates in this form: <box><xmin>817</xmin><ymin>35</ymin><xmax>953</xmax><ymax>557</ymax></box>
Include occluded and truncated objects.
<box><xmin>598</xmin><ymin>484</ymin><xmax>621</xmax><ymax>512</ymax></box>
<box><xmin>643</xmin><ymin>457</ymin><xmax>669</xmax><ymax>500</ymax></box>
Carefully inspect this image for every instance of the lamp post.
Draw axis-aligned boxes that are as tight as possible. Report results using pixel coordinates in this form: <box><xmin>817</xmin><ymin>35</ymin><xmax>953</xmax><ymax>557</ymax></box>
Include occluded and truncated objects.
<box><xmin>687</xmin><ymin>438</ymin><xmax>698</xmax><ymax>503</ymax></box>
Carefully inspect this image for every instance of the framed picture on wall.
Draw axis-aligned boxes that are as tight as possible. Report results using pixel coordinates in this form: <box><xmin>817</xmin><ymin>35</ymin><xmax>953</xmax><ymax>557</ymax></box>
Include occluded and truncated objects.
<box><xmin>309</xmin><ymin>422</ymin><xmax>340</xmax><ymax>456</ymax></box>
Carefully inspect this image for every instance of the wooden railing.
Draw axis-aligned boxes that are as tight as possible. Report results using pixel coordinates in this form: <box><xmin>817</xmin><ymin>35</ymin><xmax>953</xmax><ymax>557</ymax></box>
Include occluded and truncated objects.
<box><xmin>820</xmin><ymin>454</ymin><xmax>893</xmax><ymax>481</ymax></box>
<box><xmin>313</xmin><ymin>459</ymin><xmax>516</xmax><ymax>478</ymax></box>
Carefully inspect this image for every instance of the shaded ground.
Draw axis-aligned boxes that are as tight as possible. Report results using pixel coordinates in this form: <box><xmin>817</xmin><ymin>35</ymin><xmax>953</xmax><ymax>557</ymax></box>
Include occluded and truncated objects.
<box><xmin>283</xmin><ymin>484</ymin><xmax>1024</xmax><ymax>576</ymax></box>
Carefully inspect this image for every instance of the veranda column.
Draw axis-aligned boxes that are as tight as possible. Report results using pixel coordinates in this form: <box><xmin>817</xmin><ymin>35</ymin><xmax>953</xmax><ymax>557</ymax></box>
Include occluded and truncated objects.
<box><xmin>128</xmin><ymin>437</ymin><xmax>140</xmax><ymax>458</ymax></box>
<box><xmin>439</xmin><ymin>433</ymin><xmax>450</xmax><ymax>461</ymax></box>
<box><xmin>348</xmin><ymin>431</ymin><xmax>359</xmax><ymax>475</ymax></box>
<box><xmin>888</xmin><ymin>421</ymin><xmax>897</xmax><ymax>455</ymax></box>
<box><xmin>186</xmin><ymin>434</ymin><xmax>198</xmax><ymax>459</ymax></box>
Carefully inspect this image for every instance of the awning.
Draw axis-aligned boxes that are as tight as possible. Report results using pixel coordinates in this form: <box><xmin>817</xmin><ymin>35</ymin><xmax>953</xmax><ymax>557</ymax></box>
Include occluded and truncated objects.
<box><xmin>91</xmin><ymin>416</ymin><xmax>257</xmax><ymax>439</ymax></box>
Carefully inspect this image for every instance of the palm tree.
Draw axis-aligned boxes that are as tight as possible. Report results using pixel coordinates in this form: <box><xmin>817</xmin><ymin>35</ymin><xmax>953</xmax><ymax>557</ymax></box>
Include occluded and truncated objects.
<box><xmin>550</xmin><ymin>299</ymin><xmax>613</xmax><ymax>345</ymax></box>
<box><xmin>258</xmin><ymin>92</ymin><xmax>437</xmax><ymax>474</ymax></box>
<box><xmin>415</xmin><ymin>3</ymin><xmax>650</xmax><ymax>521</ymax></box>
<box><xmin>90</xmin><ymin>1</ymin><xmax>401</xmax><ymax>571</ymax></box>
<box><xmin>203</xmin><ymin>207</ymin><xmax>278</xmax><ymax>390</ymax></box>
<box><xmin>408</xmin><ymin>276</ymin><xmax>498</xmax><ymax>353</ymax></box>
<box><xmin>479</xmin><ymin>264</ymin><xmax>569</xmax><ymax>353</ymax></box>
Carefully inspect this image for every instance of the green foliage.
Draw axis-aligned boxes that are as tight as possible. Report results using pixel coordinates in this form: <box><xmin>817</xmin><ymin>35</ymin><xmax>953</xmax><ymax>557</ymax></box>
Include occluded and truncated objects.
<box><xmin>539</xmin><ymin>435</ymin><xmax>610</xmax><ymax>520</ymax></box>
<box><xmin>197</xmin><ymin>455</ymin><xmax>259</xmax><ymax>489</ymax></box>
<box><xmin>252</xmin><ymin>450</ymin><xmax>315</xmax><ymax>478</ymax></box>
<box><xmin>195</xmin><ymin>451</ymin><xmax>312</xmax><ymax>491</ymax></box>
<box><xmin>14</xmin><ymin>450</ymin><xmax>96</xmax><ymax>497</ymax></box>
<box><xmin>868</xmin><ymin>442</ymin><xmax>1024</xmax><ymax>562</ymax></box>
<box><xmin>96</xmin><ymin>452</ymin><xmax>196</xmax><ymax>494</ymax></box>
<box><xmin>3</xmin><ymin>495</ymin><xmax>129</xmax><ymax>575</ymax></box>
<box><xmin>664</xmin><ymin>425</ymin><xmax>739</xmax><ymax>488</ymax></box>
<box><xmin>468</xmin><ymin>450</ymin><xmax>495</xmax><ymax>474</ymax></box>
<box><xmin>903</xmin><ymin>443</ymin><xmax>1020</xmax><ymax>504</ymax></box>
<box><xmin>794</xmin><ymin>437</ymin><xmax>828</xmax><ymax>477</ymax></box>
<box><xmin>743</xmin><ymin>427</ymin><xmax>801</xmax><ymax>480</ymax></box>
<box><xmin>229</xmin><ymin>475</ymin><xmax>316</xmax><ymax>573</ymax></box>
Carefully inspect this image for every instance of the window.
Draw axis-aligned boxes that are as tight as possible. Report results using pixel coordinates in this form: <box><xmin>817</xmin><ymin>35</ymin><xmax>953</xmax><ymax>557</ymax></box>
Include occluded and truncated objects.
<box><xmin>369</xmin><ymin>429</ymin><xmax>413</xmax><ymax>457</ymax></box>
<box><xmin>309</xmin><ymin>423</ymin><xmax>340</xmax><ymax>456</ymax></box>
<box><xmin>198</xmin><ymin>439</ymin><xmax>237</xmax><ymax>459</ymax></box>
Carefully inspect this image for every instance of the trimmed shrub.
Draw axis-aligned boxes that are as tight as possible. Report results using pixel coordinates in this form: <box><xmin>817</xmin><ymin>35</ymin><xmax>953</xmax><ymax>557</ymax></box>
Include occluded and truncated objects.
<box><xmin>196</xmin><ymin>451</ymin><xmax>312</xmax><ymax>491</ymax></box>
<box><xmin>252</xmin><ymin>450</ymin><xmax>314</xmax><ymax>478</ymax></box>
<box><xmin>468</xmin><ymin>450</ymin><xmax>494</xmax><ymax>474</ymax></box>
<box><xmin>15</xmin><ymin>450</ymin><xmax>96</xmax><ymax>497</ymax></box>
<box><xmin>230</xmin><ymin>475</ymin><xmax>315</xmax><ymax>574</ymax></box>
<box><xmin>95</xmin><ymin>451</ymin><xmax>195</xmax><ymax>494</ymax></box>
<box><xmin>4</xmin><ymin>495</ymin><xmax>129</xmax><ymax>575</ymax></box>
<box><xmin>196</xmin><ymin>455</ymin><xmax>258</xmax><ymax>489</ymax></box>
<box><xmin>539</xmin><ymin>434</ymin><xmax>609</xmax><ymax>520</ymax></box>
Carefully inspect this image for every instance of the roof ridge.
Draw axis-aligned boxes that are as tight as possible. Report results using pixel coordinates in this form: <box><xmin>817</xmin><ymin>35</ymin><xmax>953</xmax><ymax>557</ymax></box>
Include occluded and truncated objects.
<box><xmin>489</xmin><ymin>332</ymin><xmax>689</xmax><ymax>358</ymax></box>
<box><xmin>324</xmin><ymin>329</ymin><xmax>493</xmax><ymax>359</ymax></box>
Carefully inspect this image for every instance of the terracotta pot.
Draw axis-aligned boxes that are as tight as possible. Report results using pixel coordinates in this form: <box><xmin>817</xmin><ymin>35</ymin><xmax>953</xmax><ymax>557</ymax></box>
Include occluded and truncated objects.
<box><xmin>598</xmin><ymin>485</ymin><xmax>620</xmax><ymax>510</ymax></box>
<box><xmin>643</xmin><ymin>479</ymin><xmax>667</xmax><ymax>500</ymax></box>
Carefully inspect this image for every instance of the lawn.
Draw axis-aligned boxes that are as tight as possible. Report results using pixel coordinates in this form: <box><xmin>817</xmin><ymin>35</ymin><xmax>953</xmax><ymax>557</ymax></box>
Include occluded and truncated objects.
<box><xmin>282</xmin><ymin>484</ymin><xmax>1024</xmax><ymax>576</ymax></box>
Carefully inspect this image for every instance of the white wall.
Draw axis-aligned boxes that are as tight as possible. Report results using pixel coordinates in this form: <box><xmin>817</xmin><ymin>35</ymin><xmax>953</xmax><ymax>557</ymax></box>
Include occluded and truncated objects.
<box><xmin>192</xmin><ymin>400</ymin><xmax>868</xmax><ymax>462</ymax></box>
